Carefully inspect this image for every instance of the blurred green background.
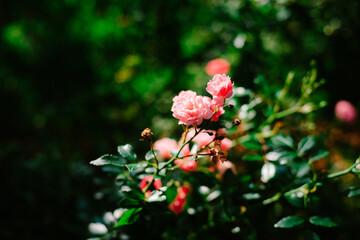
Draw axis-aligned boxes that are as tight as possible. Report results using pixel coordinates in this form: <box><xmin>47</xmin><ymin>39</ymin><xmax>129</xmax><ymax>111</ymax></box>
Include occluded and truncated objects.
<box><xmin>1</xmin><ymin>0</ymin><xmax>360</xmax><ymax>239</ymax></box>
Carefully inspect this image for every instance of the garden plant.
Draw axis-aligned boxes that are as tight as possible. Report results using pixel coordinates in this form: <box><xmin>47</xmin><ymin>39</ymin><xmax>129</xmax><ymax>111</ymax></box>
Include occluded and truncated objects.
<box><xmin>89</xmin><ymin>65</ymin><xmax>360</xmax><ymax>239</ymax></box>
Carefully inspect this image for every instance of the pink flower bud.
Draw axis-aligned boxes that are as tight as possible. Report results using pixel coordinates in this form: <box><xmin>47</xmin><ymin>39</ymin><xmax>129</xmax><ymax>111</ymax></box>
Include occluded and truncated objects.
<box><xmin>172</xmin><ymin>90</ymin><xmax>213</xmax><ymax>126</ymax></box>
<box><xmin>205</xmin><ymin>58</ymin><xmax>231</xmax><ymax>76</ymax></box>
<box><xmin>335</xmin><ymin>100</ymin><xmax>357</xmax><ymax>123</ymax></box>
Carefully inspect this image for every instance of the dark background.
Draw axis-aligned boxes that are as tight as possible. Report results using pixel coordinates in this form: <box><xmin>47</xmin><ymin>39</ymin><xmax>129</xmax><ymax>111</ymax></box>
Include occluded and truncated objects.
<box><xmin>1</xmin><ymin>0</ymin><xmax>359</xmax><ymax>239</ymax></box>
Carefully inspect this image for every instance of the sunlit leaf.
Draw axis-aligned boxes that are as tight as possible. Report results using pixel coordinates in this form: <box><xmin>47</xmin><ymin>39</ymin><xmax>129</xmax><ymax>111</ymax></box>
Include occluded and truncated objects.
<box><xmin>271</xmin><ymin>134</ymin><xmax>294</xmax><ymax>149</ymax></box>
<box><xmin>125</xmin><ymin>162</ymin><xmax>144</xmax><ymax>172</ymax></box>
<box><xmin>274</xmin><ymin>215</ymin><xmax>304</xmax><ymax>228</ymax></box>
<box><xmin>261</xmin><ymin>162</ymin><xmax>276</xmax><ymax>183</ymax></box>
<box><xmin>145</xmin><ymin>150</ymin><xmax>159</xmax><ymax>161</ymax></box>
<box><xmin>297</xmin><ymin>136</ymin><xmax>315</xmax><ymax>156</ymax></box>
<box><xmin>90</xmin><ymin>154</ymin><xmax>126</xmax><ymax>167</ymax></box>
<box><xmin>243</xmin><ymin>193</ymin><xmax>261</xmax><ymax>200</ymax></box>
<box><xmin>118</xmin><ymin>144</ymin><xmax>137</xmax><ymax>161</ymax></box>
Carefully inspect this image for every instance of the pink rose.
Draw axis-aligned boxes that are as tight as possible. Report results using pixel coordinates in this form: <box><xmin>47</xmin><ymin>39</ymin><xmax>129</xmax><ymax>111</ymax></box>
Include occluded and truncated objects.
<box><xmin>205</xmin><ymin>58</ymin><xmax>231</xmax><ymax>76</ymax></box>
<box><xmin>154</xmin><ymin>138</ymin><xmax>190</xmax><ymax>159</ymax></box>
<box><xmin>168</xmin><ymin>186</ymin><xmax>190</xmax><ymax>214</ymax></box>
<box><xmin>174</xmin><ymin>159</ymin><xmax>198</xmax><ymax>172</ymax></box>
<box><xmin>154</xmin><ymin>138</ymin><xmax>179</xmax><ymax>159</ymax></box>
<box><xmin>221</xmin><ymin>138</ymin><xmax>233</xmax><ymax>150</ymax></box>
<box><xmin>185</xmin><ymin>128</ymin><xmax>216</xmax><ymax>149</ymax></box>
<box><xmin>335</xmin><ymin>100</ymin><xmax>357</xmax><ymax>123</ymax></box>
<box><xmin>206</xmin><ymin>74</ymin><xmax>234</xmax><ymax>105</ymax></box>
<box><xmin>216</xmin><ymin>161</ymin><xmax>237</xmax><ymax>179</ymax></box>
<box><xmin>172</xmin><ymin>90</ymin><xmax>213</xmax><ymax>126</ymax></box>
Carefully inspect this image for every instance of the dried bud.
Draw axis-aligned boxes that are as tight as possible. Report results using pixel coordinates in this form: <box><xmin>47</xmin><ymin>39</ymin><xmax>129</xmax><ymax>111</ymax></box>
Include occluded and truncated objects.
<box><xmin>141</xmin><ymin>128</ymin><xmax>153</xmax><ymax>141</ymax></box>
<box><xmin>228</xmin><ymin>104</ymin><xmax>234</xmax><ymax>109</ymax></box>
<box><xmin>210</xmin><ymin>140</ymin><xmax>228</xmax><ymax>164</ymax></box>
<box><xmin>216</xmin><ymin>128</ymin><xmax>228</xmax><ymax>139</ymax></box>
<box><xmin>233</xmin><ymin>119</ymin><xmax>241</xmax><ymax>126</ymax></box>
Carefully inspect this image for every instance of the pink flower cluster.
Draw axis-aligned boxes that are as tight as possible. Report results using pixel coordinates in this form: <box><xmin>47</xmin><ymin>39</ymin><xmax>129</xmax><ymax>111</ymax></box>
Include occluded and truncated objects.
<box><xmin>168</xmin><ymin>186</ymin><xmax>190</xmax><ymax>214</ymax></box>
<box><xmin>171</xmin><ymin>74</ymin><xmax>234</xmax><ymax>126</ymax></box>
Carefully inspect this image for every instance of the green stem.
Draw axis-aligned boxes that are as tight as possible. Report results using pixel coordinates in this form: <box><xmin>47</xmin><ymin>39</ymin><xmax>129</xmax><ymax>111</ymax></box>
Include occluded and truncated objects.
<box><xmin>326</xmin><ymin>161</ymin><xmax>359</xmax><ymax>179</ymax></box>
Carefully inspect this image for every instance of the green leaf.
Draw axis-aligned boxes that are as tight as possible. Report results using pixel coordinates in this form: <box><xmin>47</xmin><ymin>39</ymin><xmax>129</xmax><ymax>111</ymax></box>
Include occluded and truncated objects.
<box><xmin>243</xmin><ymin>193</ymin><xmax>261</xmax><ymax>200</ymax></box>
<box><xmin>90</xmin><ymin>154</ymin><xmax>126</xmax><ymax>167</ymax></box>
<box><xmin>241</xmin><ymin>139</ymin><xmax>262</xmax><ymax>150</ymax></box>
<box><xmin>145</xmin><ymin>150</ymin><xmax>159</xmax><ymax>161</ymax></box>
<box><xmin>118</xmin><ymin>144</ymin><xmax>137</xmax><ymax>161</ymax></box>
<box><xmin>165</xmin><ymin>184</ymin><xmax>178</xmax><ymax>203</ymax></box>
<box><xmin>347</xmin><ymin>186</ymin><xmax>360</xmax><ymax>197</ymax></box>
<box><xmin>309</xmin><ymin>216</ymin><xmax>338</xmax><ymax>227</ymax></box>
<box><xmin>285</xmin><ymin>191</ymin><xmax>304</xmax><ymax>208</ymax></box>
<box><xmin>114</xmin><ymin>207</ymin><xmax>142</xmax><ymax>227</ymax></box>
<box><xmin>278</xmin><ymin>151</ymin><xmax>298</xmax><ymax>164</ymax></box>
<box><xmin>274</xmin><ymin>215</ymin><xmax>304</xmax><ymax>228</ymax></box>
<box><xmin>125</xmin><ymin>162</ymin><xmax>144</xmax><ymax>172</ymax></box>
<box><xmin>243</xmin><ymin>154</ymin><xmax>263</xmax><ymax>161</ymax></box>
<box><xmin>261</xmin><ymin>162</ymin><xmax>276</xmax><ymax>183</ymax></box>
<box><xmin>309</xmin><ymin>150</ymin><xmax>329</xmax><ymax>163</ymax></box>
<box><xmin>271</xmin><ymin>135</ymin><xmax>294</xmax><ymax>149</ymax></box>
<box><xmin>297</xmin><ymin>136</ymin><xmax>316</xmax><ymax>156</ymax></box>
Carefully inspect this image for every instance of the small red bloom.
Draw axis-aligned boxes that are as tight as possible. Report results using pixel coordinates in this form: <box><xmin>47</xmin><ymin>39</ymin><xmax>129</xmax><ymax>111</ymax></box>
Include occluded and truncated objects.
<box><xmin>205</xmin><ymin>58</ymin><xmax>231</xmax><ymax>76</ymax></box>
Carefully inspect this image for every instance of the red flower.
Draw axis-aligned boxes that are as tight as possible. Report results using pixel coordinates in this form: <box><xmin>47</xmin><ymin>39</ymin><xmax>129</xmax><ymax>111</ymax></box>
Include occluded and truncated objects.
<box><xmin>205</xmin><ymin>58</ymin><xmax>231</xmax><ymax>76</ymax></box>
<box><xmin>168</xmin><ymin>186</ymin><xmax>190</xmax><ymax>214</ymax></box>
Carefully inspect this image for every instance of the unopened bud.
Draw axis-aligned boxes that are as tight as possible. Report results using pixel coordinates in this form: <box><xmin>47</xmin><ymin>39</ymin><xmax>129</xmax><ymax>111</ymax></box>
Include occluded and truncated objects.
<box><xmin>233</xmin><ymin>119</ymin><xmax>241</xmax><ymax>126</ymax></box>
<box><xmin>141</xmin><ymin>128</ymin><xmax>153</xmax><ymax>141</ymax></box>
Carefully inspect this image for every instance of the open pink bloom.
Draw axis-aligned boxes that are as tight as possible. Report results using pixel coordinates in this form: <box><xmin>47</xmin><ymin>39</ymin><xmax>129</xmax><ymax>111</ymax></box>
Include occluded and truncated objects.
<box><xmin>154</xmin><ymin>138</ymin><xmax>179</xmax><ymax>159</ymax></box>
<box><xmin>154</xmin><ymin>138</ymin><xmax>190</xmax><ymax>159</ymax></box>
<box><xmin>221</xmin><ymin>138</ymin><xmax>233</xmax><ymax>150</ymax></box>
<box><xmin>172</xmin><ymin>90</ymin><xmax>213</xmax><ymax>126</ymax></box>
<box><xmin>206</xmin><ymin>74</ymin><xmax>234</xmax><ymax>106</ymax></box>
<box><xmin>168</xmin><ymin>186</ymin><xmax>190</xmax><ymax>214</ymax></box>
<box><xmin>205</xmin><ymin>58</ymin><xmax>231</xmax><ymax>76</ymax></box>
<box><xmin>335</xmin><ymin>100</ymin><xmax>357</xmax><ymax>123</ymax></box>
<box><xmin>174</xmin><ymin>159</ymin><xmax>197</xmax><ymax>172</ymax></box>
<box><xmin>139</xmin><ymin>175</ymin><xmax>162</xmax><ymax>196</ymax></box>
<box><xmin>185</xmin><ymin>128</ymin><xmax>216</xmax><ymax>149</ymax></box>
<box><xmin>216</xmin><ymin>161</ymin><xmax>237</xmax><ymax>179</ymax></box>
